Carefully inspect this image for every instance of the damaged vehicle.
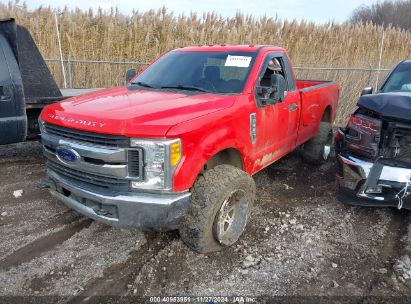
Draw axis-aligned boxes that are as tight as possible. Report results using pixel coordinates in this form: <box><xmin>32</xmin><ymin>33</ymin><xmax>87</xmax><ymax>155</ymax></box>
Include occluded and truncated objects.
<box><xmin>336</xmin><ymin>60</ymin><xmax>411</xmax><ymax>209</ymax></box>
<box><xmin>39</xmin><ymin>45</ymin><xmax>339</xmax><ymax>253</ymax></box>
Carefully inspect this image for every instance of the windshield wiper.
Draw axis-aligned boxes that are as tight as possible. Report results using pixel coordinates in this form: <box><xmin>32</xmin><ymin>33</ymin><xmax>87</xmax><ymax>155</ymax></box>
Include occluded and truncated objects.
<box><xmin>160</xmin><ymin>85</ymin><xmax>209</xmax><ymax>93</ymax></box>
<box><xmin>132</xmin><ymin>81</ymin><xmax>155</xmax><ymax>88</ymax></box>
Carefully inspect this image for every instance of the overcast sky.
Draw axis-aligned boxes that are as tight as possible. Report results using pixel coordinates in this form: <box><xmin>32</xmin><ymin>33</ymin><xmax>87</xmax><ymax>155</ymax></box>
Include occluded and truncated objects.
<box><xmin>22</xmin><ymin>0</ymin><xmax>377</xmax><ymax>23</ymax></box>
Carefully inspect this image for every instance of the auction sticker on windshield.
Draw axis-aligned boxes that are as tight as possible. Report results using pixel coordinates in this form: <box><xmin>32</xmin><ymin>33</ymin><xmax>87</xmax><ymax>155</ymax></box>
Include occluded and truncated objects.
<box><xmin>225</xmin><ymin>55</ymin><xmax>252</xmax><ymax>68</ymax></box>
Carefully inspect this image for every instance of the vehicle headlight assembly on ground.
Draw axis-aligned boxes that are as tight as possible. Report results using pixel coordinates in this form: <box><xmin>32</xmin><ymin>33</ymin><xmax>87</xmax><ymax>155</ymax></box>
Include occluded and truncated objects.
<box><xmin>130</xmin><ymin>138</ymin><xmax>181</xmax><ymax>191</ymax></box>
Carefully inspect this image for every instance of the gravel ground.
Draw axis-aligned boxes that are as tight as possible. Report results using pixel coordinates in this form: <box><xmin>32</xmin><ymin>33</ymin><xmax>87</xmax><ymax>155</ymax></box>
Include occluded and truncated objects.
<box><xmin>0</xmin><ymin>141</ymin><xmax>410</xmax><ymax>301</ymax></box>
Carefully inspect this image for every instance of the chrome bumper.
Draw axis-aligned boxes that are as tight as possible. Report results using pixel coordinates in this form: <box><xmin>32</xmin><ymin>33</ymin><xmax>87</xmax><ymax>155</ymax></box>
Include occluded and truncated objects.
<box><xmin>337</xmin><ymin>154</ymin><xmax>411</xmax><ymax>203</ymax></box>
<box><xmin>42</xmin><ymin>128</ymin><xmax>190</xmax><ymax>230</ymax></box>
<box><xmin>48</xmin><ymin>171</ymin><xmax>191</xmax><ymax>231</ymax></box>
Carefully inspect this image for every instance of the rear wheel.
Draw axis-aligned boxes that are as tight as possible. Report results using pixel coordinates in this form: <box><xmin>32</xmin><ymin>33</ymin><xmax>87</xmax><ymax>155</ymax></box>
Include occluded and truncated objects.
<box><xmin>301</xmin><ymin>122</ymin><xmax>333</xmax><ymax>165</ymax></box>
<box><xmin>179</xmin><ymin>165</ymin><xmax>256</xmax><ymax>253</ymax></box>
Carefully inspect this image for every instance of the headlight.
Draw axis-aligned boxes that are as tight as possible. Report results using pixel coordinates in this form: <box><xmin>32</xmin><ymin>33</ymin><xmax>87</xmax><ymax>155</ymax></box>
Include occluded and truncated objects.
<box><xmin>130</xmin><ymin>138</ymin><xmax>181</xmax><ymax>191</ymax></box>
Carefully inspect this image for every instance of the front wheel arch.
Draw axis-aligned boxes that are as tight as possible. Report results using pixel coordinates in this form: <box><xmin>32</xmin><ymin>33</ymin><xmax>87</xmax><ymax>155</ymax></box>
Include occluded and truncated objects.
<box><xmin>203</xmin><ymin>148</ymin><xmax>244</xmax><ymax>171</ymax></box>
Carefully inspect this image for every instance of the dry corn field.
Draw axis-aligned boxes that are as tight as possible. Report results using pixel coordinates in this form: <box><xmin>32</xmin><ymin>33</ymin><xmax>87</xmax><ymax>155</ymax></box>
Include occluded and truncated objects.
<box><xmin>2</xmin><ymin>2</ymin><xmax>411</xmax><ymax>124</ymax></box>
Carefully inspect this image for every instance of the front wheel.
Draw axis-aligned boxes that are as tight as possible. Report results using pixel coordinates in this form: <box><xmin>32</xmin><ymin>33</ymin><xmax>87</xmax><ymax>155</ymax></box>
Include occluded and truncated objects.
<box><xmin>179</xmin><ymin>165</ymin><xmax>256</xmax><ymax>253</ymax></box>
<box><xmin>301</xmin><ymin>122</ymin><xmax>333</xmax><ymax>165</ymax></box>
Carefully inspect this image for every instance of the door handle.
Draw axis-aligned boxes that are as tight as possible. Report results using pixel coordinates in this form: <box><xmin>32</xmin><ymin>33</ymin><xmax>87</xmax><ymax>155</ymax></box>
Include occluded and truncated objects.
<box><xmin>289</xmin><ymin>103</ymin><xmax>298</xmax><ymax>111</ymax></box>
<box><xmin>0</xmin><ymin>95</ymin><xmax>11</xmax><ymax>102</ymax></box>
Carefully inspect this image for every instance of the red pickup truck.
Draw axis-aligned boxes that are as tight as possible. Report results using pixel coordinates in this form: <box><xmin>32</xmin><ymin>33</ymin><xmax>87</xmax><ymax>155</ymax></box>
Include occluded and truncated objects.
<box><xmin>39</xmin><ymin>45</ymin><xmax>339</xmax><ymax>252</ymax></box>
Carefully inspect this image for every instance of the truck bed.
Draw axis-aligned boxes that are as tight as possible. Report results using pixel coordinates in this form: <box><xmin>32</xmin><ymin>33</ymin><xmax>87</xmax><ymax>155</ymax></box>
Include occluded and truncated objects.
<box><xmin>295</xmin><ymin>79</ymin><xmax>340</xmax><ymax>146</ymax></box>
<box><xmin>296</xmin><ymin>79</ymin><xmax>335</xmax><ymax>91</ymax></box>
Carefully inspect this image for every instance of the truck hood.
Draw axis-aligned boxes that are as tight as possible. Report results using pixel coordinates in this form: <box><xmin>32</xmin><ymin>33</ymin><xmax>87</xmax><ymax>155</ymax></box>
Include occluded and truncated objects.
<box><xmin>41</xmin><ymin>86</ymin><xmax>236</xmax><ymax>137</ymax></box>
<box><xmin>358</xmin><ymin>92</ymin><xmax>411</xmax><ymax>122</ymax></box>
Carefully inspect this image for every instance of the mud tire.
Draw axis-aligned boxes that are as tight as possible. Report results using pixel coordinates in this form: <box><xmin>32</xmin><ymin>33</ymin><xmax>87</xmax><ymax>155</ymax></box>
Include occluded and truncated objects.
<box><xmin>179</xmin><ymin>165</ymin><xmax>256</xmax><ymax>253</ymax></box>
<box><xmin>301</xmin><ymin>122</ymin><xmax>333</xmax><ymax>165</ymax></box>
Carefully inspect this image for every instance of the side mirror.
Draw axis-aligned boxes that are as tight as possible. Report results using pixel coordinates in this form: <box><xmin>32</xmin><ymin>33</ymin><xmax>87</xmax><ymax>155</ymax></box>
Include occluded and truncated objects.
<box><xmin>256</xmin><ymin>74</ymin><xmax>287</xmax><ymax>105</ymax></box>
<box><xmin>270</xmin><ymin>74</ymin><xmax>286</xmax><ymax>102</ymax></box>
<box><xmin>361</xmin><ymin>87</ymin><xmax>373</xmax><ymax>96</ymax></box>
<box><xmin>125</xmin><ymin>68</ymin><xmax>137</xmax><ymax>83</ymax></box>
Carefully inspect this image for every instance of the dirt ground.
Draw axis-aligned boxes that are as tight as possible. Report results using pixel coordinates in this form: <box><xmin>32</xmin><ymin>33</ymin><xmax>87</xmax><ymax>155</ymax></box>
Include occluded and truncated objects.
<box><xmin>1</xmin><ymin>141</ymin><xmax>411</xmax><ymax>301</ymax></box>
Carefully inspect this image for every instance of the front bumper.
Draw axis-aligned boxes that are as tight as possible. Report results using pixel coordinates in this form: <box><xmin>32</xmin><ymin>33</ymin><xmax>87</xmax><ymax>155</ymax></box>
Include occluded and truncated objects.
<box><xmin>47</xmin><ymin>171</ymin><xmax>191</xmax><ymax>231</ymax></box>
<box><xmin>336</xmin><ymin>153</ymin><xmax>411</xmax><ymax>208</ymax></box>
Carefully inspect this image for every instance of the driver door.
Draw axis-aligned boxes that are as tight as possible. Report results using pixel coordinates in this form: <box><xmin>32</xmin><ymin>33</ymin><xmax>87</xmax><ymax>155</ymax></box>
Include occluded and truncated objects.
<box><xmin>253</xmin><ymin>53</ymin><xmax>301</xmax><ymax>164</ymax></box>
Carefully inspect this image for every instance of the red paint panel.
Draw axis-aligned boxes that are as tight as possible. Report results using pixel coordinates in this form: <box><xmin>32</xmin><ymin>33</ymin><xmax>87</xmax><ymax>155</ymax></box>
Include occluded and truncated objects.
<box><xmin>40</xmin><ymin>46</ymin><xmax>340</xmax><ymax>192</ymax></box>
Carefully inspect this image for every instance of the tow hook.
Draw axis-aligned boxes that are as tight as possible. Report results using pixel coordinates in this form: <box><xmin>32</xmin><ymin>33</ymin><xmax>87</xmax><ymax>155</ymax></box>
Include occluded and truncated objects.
<box><xmin>95</xmin><ymin>209</ymin><xmax>112</xmax><ymax>216</ymax></box>
<box><xmin>39</xmin><ymin>176</ymin><xmax>52</xmax><ymax>189</ymax></box>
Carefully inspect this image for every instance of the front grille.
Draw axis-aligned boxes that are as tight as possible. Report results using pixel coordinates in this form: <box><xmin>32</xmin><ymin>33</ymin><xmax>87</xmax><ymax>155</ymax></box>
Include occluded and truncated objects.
<box><xmin>44</xmin><ymin>123</ymin><xmax>129</xmax><ymax>147</ymax></box>
<box><xmin>381</xmin><ymin>123</ymin><xmax>411</xmax><ymax>165</ymax></box>
<box><xmin>395</xmin><ymin>127</ymin><xmax>411</xmax><ymax>163</ymax></box>
<box><xmin>398</xmin><ymin>145</ymin><xmax>411</xmax><ymax>163</ymax></box>
<box><xmin>128</xmin><ymin>150</ymin><xmax>143</xmax><ymax>177</ymax></box>
<box><xmin>47</xmin><ymin>160</ymin><xmax>130</xmax><ymax>192</ymax></box>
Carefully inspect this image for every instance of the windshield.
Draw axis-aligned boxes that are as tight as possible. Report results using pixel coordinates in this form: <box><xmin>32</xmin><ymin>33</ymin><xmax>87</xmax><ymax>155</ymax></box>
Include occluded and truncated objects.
<box><xmin>380</xmin><ymin>62</ymin><xmax>411</xmax><ymax>93</ymax></box>
<box><xmin>131</xmin><ymin>51</ymin><xmax>257</xmax><ymax>94</ymax></box>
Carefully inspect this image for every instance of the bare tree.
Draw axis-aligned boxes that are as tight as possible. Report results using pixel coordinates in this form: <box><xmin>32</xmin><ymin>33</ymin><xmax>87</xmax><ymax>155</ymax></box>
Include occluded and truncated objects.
<box><xmin>351</xmin><ymin>0</ymin><xmax>411</xmax><ymax>30</ymax></box>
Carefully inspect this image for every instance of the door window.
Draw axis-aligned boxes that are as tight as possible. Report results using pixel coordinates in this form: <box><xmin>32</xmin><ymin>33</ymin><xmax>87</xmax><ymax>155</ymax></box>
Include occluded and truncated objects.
<box><xmin>255</xmin><ymin>55</ymin><xmax>288</xmax><ymax>107</ymax></box>
<box><xmin>0</xmin><ymin>35</ymin><xmax>11</xmax><ymax>85</ymax></box>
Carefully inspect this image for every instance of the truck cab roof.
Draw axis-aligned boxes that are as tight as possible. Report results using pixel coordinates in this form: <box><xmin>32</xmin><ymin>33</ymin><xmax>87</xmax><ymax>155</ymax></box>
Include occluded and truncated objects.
<box><xmin>177</xmin><ymin>45</ymin><xmax>286</xmax><ymax>53</ymax></box>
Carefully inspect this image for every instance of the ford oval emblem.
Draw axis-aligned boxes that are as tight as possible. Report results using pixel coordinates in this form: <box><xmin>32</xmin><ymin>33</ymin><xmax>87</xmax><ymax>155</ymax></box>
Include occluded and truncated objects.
<box><xmin>56</xmin><ymin>146</ymin><xmax>80</xmax><ymax>164</ymax></box>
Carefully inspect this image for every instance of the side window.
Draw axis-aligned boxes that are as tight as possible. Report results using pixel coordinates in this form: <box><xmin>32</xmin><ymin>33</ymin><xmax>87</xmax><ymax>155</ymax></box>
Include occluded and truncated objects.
<box><xmin>255</xmin><ymin>54</ymin><xmax>289</xmax><ymax>107</ymax></box>
<box><xmin>258</xmin><ymin>57</ymin><xmax>286</xmax><ymax>88</ymax></box>
<box><xmin>0</xmin><ymin>35</ymin><xmax>11</xmax><ymax>84</ymax></box>
<box><xmin>280</xmin><ymin>55</ymin><xmax>296</xmax><ymax>92</ymax></box>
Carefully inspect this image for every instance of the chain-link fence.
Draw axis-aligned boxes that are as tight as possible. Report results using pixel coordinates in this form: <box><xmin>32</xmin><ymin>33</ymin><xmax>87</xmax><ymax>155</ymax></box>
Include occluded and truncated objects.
<box><xmin>294</xmin><ymin>66</ymin><xmax>393</xmax><ymax>125</ymax></box>
<box><xmin>44</xmin><ymin>58</ymin><xmax>149</xmax><ymax>89</ymax></box>
<box><xmin>44</xmin><ymin>58</ymin><xmax>394</xmax><ymax>125</ymax></box>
